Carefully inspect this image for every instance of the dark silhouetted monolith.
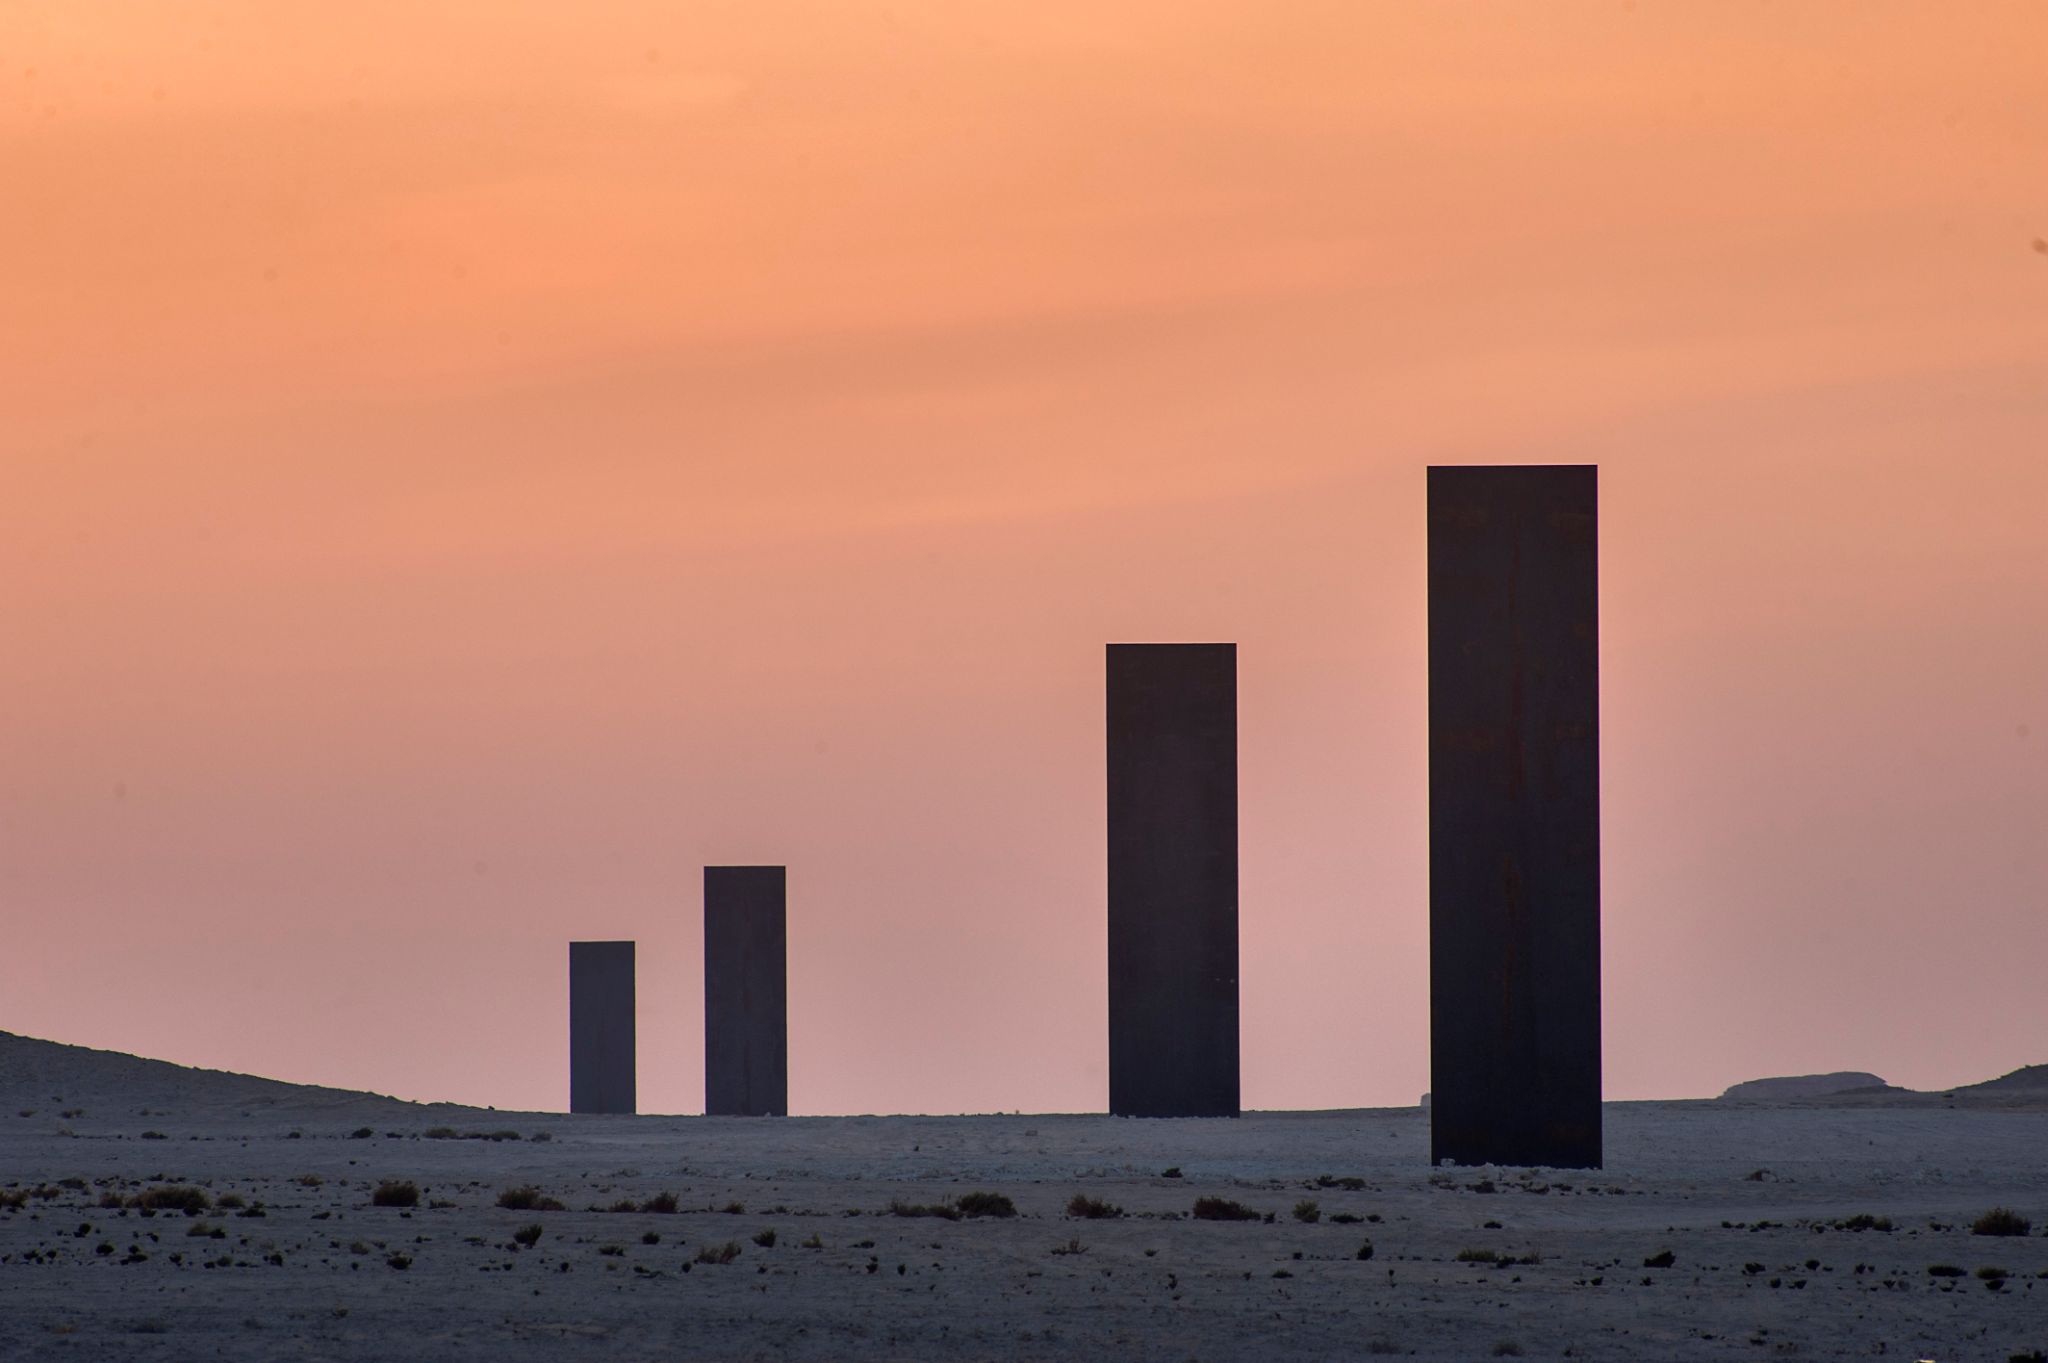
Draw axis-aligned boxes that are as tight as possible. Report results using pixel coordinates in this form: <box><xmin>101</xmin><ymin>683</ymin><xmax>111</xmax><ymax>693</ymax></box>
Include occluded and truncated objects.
<box><xmin>1428</xmin><ymin>464</ymin><xmax>1602</xmax><ymax>1168</ymax></box>
<box><xmin>1107</xmin><ymin>642</ymin><xmax>1240</xmax><ymax>1118</ymax></box>
<box><xmin>704</xmin><ymin>865</ymin><xmax>788</xmax><ymax>1117</ymax></box>
<box><xmin>569</xmin><ymin>940</ymin><xmax>636</xmax><ymax>1115</ymax></box>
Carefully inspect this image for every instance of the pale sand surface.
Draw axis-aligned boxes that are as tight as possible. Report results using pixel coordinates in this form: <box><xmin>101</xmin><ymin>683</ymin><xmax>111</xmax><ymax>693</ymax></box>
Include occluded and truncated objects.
<box><xmin>4</xmin><ymin>1034</ymin><xmax>2046</xmax><ymax>1361</ymax></box>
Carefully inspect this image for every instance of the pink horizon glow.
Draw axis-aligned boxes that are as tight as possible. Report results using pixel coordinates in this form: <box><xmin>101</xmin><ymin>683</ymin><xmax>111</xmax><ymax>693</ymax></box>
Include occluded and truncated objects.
<box><xmin>3</xmin><ymin>1</ymin><xmax>2045</xmax><ymax>1113</ymax></box>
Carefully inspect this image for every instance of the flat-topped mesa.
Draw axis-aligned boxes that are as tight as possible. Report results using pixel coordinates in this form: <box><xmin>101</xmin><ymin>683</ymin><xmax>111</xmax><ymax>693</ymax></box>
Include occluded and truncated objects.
<box><xmin>1718</xmin><ymin>1072</ymin><xmax>1887</xmax><ymax>1102</ymax></box>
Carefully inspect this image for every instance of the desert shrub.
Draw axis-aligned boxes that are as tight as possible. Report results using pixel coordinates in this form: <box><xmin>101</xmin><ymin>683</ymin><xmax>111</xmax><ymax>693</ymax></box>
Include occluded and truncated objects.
<box><xmin>1834</xmin><ymin>1213</ymin><xmax>1892</xmax><ymax>1232</ymax></box>
<box><xmin>371</xmin><ymin>1182</ymin><xmax>419</xmax><ymax>1208</ymax></box>
<box><xmin>887</xmin><ymin>1199</ymin><xmax>962</xmax><ymax>1221</ymax></box>
<box><xmin>598</xmin><ymin>1244</ymin><xmax>624</xmax><ymax>1257</ymax></box>
<box><xmin>801</xmin><ymin>1232</ymin><xmax>824</xmax><ymax>1249</ymax></box>
<box><xmin>1473</xmin><ymin>1251</ymin><xmax>1542</xmax><ymax>1268</ymax></box>
<box><xmin>643</xmin><ymin>1192</ymin><xmax>679</xmax><ymax>1214</ymax></box>
<box><xmin>1315</xmin><ymin>1175</ymin><xmax>1368</xmax><ymax>1191</ymax></box>
<box><xmin>139</xmin><ymin>1130</ymin><xmax>166</xmax><ymax>1141</ymax></box>
<box><xmin>1643</xmin><ymin>1249</ymin><xmax>1675</xmax><ymax>1268</ymax></box>
<box><xmin>641</xmin><ymin>1231</ymin><xmax>660</xmax><ymax>1245</ymax></box>
<box><xmin>1978</xmin><ymin>1266</ymin><xmax>2010</xmax><ymax>1280</ymax></box>
<box><xmin>719</xmin><ymin>1201</ymin><xmax>746</xmax><ymax>1215</ymax></box>
<box><xmin>0</xmin><ymin>1190</ymin><xmax>27</xmax><ymax>1212</ymax></box>
<box><xmin>529</xmin><ymin>1131</ymin><xmax>553</xmax><ymax>1143</ymax></box>
<box><xmin>1330</xmin><ymin>1212</ymin><xmax>1363</xmax><ymax>1224</ymax></box>
<box><xmin>956</xmin><ymin>1191</ymin><xmax>1016</xmax><ymax>1219</ymax></box>
<box><xmin>385</xmin><ymin>1252</ymin><xmax>411</xmax><ymax>1270</ymax></box>
<box><xmin>753</xmin><ymin>1229</ymin><xmax>776</xmax><ymax>1247</ymax></box>
<box><xmin>424</xmin><ymin>1127</ymin><xmax>459</xmax><ymax>1140</ymax></box>
<box><xmin>486</xmin><ymin>1131</ymin><xmax>522</xmax><ymax>1142</ymax></box>
<box><xmin>513</xmin><ymin>1224</ymin><xmax>543</xmax><ymax>1248</ymax></box>
<box><xmin>215</xmin><ymin>1194</ymin><xmax>246</xmax><ymax>1210</ymax></box>
<box><xmin>348</xmin><ymin>1127</ymin><xmax>374</xmax><ymax>1140</ymax></box>
<box><xmin>1066</xmin><ymin>1194</ymin><xmax>1124</xmax><ymax>1219</ymax></box>
<box><xmin>1160</xmin><ymin>1167</ymin><xmax>1183</xmax><ymax>1179</ymax></box>
<box><xmin>133</xmin><ymin>1186</ymin><xmax>210</xmax><ymax>1215</ymax></box>
<box><xmin>1355</xmin><ymin>1240</ymin><xmax>1375</xmax><ymax>1261</ymax></box>
<box><xmin>1927</xmin><ymin>1264</ymin><xmax>1965</xmax><ymax>1277</ymax></box>
<box><xmin>694</xmin><ymin>1241</ymin><xmax>742</xmax><ymax>1265</ymax></box>
<box><xmin>497</xmin><ymin>1187</ymin><xmax>565</xmax><ymax>1212</ymax></box>
<box><xmin>1492</xmin><ymin>1342</ymin><xmax>1524</xmax><ymax>1358</ymax></box>
<box><xmin>1455</xmin><ymin>1247</ymin><xmax>1498</xmax><ymax>1263</ymax></box>
<box><xmin>1293</xmin><ymin>1200</ymin><xmax>1321</xmax><ymax>1224</ymax></box>
<box><xmin>1972</xmin><ymin>1208</ymin><xmax>2032</xmax><ymax>1237</ymax></box>
<box><xmin>606</xmin><ymin>1200</ymin><xmax>639</xmax><ymax>1214</ymax></box>
<box><xmin>1190</xmin><ymin>1197</ymin><xmax>1260</xmax><ymax>1222</ymax></box>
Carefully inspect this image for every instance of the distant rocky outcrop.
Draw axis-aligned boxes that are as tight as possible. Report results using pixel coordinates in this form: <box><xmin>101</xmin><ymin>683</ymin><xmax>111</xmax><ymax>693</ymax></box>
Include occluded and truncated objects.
<box><xmin>0</xmin><ymin>1030</ymin><xmax>484</xmax><ymax>1135</ymax></box>
<box><xmin>1718</xmin><ymin>1072</ymin><xmax>1888</xmax><ymax>1103</ymax></box>
<box><xmin>1772</xmin><ymin>1061</ymin><xmax>2048</xmax><ymax>1111</ymax></box>
<box><xmin>1954</xmin><ymin>1063</ymin><xmax>2048</xmax><ymax>1096</ymax></box>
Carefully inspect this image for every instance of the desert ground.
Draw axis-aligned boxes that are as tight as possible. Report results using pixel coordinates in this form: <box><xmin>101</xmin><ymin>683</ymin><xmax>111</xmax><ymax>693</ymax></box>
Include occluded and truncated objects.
<box><xmin>3</xmin><ymin>1033</ymin><xmax>2045</xmax><ymax>1362</ymax></box>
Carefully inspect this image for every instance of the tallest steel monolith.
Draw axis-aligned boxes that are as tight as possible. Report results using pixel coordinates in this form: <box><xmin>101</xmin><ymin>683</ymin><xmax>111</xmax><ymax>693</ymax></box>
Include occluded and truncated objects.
<box><xmin>1107</xmin><ymin>642</ymin><xmax>1240</xmax><ymax>1118</ymax></box>
<box><xmin>1428</xmin><ymin>464</ymin><xmax>1602</xmax><ymax>1169</ymax></box>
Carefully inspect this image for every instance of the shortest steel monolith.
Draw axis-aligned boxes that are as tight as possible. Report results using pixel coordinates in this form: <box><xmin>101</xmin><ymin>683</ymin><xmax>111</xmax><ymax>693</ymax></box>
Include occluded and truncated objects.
<box><xmin>569</xmin><ymin>940</ymin><xmax>636</xmax><ymax>1115</ymax></box>
<box><xmin>704</xmin><ymin>866</ymin><xmax>788</xmax><ymax>1116</ymax></box>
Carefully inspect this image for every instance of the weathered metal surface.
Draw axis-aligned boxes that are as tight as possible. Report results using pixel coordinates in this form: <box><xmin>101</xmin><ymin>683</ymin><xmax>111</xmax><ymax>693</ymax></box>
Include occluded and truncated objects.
<box><xmin>1428</xmin><ymin>465</ymin><xmax>1602</xmax><ymax>1168</ymax></box>
<box><xmin>569</xmin><ymin>940</ymin><xmax>636</xmax><ymax>1115</ymax></box>
<box><xmin>704</xmin><ymin>865</ymin><xmax>789</xmax><ymax>1117</ymax></box>
<box><xmin>1107</xmin><ymin>643</ymin><xmax>1240</xmax><ymax>1118</ymax></box>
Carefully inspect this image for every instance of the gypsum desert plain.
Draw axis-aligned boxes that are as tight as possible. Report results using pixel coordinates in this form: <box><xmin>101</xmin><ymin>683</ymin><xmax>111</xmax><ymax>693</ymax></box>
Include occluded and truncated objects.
<box><xmin>2</xmin><ymin>1032</ymin><xmax>2047</xmax><ymax>1362</ymax></box>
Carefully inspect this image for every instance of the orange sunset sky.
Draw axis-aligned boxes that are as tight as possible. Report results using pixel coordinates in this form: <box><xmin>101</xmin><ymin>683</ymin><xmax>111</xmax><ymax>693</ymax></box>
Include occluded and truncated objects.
<box><xmin>4</xmin><ymin>2</ymin><xmax>2045</xmax><ymax>1115</ymax></box>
